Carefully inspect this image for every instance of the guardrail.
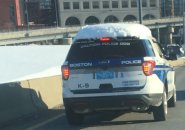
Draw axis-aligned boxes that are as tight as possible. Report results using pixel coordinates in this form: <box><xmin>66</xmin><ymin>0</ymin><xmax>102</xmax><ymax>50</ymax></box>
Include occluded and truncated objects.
<box><xmin>0</xmin><ymin>17</ymin><xmax>183</xmax><ymax>46</ymax></box>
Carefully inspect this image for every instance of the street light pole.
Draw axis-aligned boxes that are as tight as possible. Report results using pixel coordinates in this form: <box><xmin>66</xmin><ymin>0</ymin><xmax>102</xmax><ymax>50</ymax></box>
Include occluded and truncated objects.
<box><xmin>54</xmin><ymin>0</ymin><xmax>58</xmax><ymax>27</ymax></box>
<box><xmin>163</xmin><ymin>0</ymin><xmax>165</xmax><ymax>17</ymax></box>
<box><xmin>183</xmin><ymin>0</ymin><xmax>185</xmax><ymax>45</ymax></box>
<box><xmin>25</xmin><ymin>0</ymin><xmax>29</xmax><ymax>31</ymax></box>
<box><xmin>138</xmin><ymin>0</ymin><xmax>142</xmax><ymax>24</ymax></box>
<box><xmin>183</xmin><ymin>12</ymin><xmax>185</xmax><ymax>45</ymax></box>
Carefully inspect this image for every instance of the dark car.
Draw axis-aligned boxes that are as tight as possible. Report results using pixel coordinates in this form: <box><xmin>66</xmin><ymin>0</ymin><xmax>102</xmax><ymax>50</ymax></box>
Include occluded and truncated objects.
<box><xmin>165</xmin><ymin>44</ymin><xmax>184</xmax><ymax>60</ymax></box>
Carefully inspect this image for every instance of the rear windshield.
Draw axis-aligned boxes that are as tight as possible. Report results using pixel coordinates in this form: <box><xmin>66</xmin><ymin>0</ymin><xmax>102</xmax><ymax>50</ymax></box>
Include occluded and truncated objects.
<box><xmin>67</xmin><ymin>39</ymin><xmax>151</xmax><ymax>61</ymax></box>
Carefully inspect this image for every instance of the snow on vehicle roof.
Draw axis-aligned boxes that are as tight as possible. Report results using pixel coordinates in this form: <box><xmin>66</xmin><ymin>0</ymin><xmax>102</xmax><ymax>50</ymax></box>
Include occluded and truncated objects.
<box><xmin>74</xmin><ymin>23</ymin><xmax>152</xmax><ymax>41</ymax></box>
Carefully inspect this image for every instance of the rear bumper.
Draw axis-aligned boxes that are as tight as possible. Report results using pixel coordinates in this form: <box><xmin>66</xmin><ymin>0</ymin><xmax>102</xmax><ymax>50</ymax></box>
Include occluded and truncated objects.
<box><xmin>63</xmin><ymin>94</ymin><xmax>163</xmax><ymax>113</ymax></box>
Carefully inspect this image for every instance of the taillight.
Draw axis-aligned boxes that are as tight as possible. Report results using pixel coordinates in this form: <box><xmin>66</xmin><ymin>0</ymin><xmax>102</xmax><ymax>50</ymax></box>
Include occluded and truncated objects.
<box><xmin>142</xmin><ymin>61</ymin><xmax>156</xmax><ymax>76</ymax></box>
<box><xmin>62</xmin><ymin>65</ymin><xmax>70</xmax><ymax>80</ymax></box>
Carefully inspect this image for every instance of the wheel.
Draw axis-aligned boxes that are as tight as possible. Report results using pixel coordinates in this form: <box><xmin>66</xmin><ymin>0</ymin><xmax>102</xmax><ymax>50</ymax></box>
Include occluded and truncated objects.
<box><xmin>153</xmin><ymin>89</ymin><xmax>167</xmax><ymax>121</ymax></box>
<box><xmin>168</xmin><ymin>90</ymin><xmax>176</xmax><ymax>107</ymax></box>
<box><xmin>65</xmin><ymin>107</ymin><xmax>84</xmax><ymax>125</ymax></box>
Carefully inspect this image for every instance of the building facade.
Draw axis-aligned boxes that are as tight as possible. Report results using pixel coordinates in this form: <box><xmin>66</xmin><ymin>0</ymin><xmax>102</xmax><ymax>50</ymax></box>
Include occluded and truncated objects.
<box><xmin>0</xmin><ymin>0</ymin><xmax>58</xmax><ymax>30</ymax></box>
<box><xmin>161</xmin><ymin>0</ymin><xmax>174</xmax><ymax>17</ymax></box>
<box><xmin>160</xmin><ymin>0</ymin><xmax>185</xmax><ymax>17</ymax></box>
<box><xmin>0</xmin><ymin>0</ymin><xmax>162</xmax><ymax>30</ymax></box>
<box><xmin>58</xmin><ymin>0</ymin><xmax>160</xmax><ymax>27</ymax></box>
<box><xmin>26</xmin><ymin>0</ymin><xmax>58</xmax><ymax>26</ymax></box>
<box><xmin>174</xmin><ymin>0</ymin><xmax>185</xmax><ymax>16</ymax></box>
<box><xmin>0</xmin><ymin>0</ymin><xmax>23</xmax><ymax>30</ymax></box>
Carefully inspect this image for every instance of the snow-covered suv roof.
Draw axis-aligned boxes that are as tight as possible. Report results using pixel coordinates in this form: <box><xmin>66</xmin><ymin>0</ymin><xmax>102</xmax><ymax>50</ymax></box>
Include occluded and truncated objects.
<box><xmin>74</xmin><ymin>23</ymin><xmax>152</xmax><ymax>41</ymax></box>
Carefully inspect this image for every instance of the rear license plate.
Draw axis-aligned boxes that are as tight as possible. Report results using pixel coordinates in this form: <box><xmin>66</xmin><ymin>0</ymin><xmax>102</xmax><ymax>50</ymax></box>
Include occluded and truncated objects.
<box><xmin>96</xmin><ymin>71</ymin><xmax>114</xmax><ymax>80</ymax></box>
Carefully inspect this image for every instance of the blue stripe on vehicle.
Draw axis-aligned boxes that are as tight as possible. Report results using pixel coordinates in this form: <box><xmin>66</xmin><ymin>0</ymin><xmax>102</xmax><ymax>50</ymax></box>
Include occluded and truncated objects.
<box><xmin>153</xmin><ymin>65</ymin><xmax>173</xmax><ymax>82</ymax></box>
<box><xmin>68</xmin><ymin>58</ymin><xmax>144</xmax><ymax>68</ymax></box>
<box><xmin>153</xmin><ymin>70</ymin><xmax>165</xmax><ymax>81</ymax></box>
<box><xmin>155</xmin><ymin>65</ymin><xmax>171</xmax><ymax>68</ymax></box>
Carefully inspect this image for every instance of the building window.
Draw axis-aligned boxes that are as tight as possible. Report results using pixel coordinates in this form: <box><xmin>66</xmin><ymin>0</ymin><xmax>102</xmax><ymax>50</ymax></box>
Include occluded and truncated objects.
<box><xmin>85</xmin><ymin>16</ymin><xmax>100</xmax><ymax>25</ymax></box>
<box><xmin>112</xmin><ymin>1</ymin><xmax>118</xmax><ymax>8</ymax></box>
<box><xmin>92</xmin><ymin>1</ymin><xmax>99</xmax><ymax>9</ymax></box>
<box><xmin>122</xmin><ymin>0</ymin><xmax>128</xmax><ymax>8</ymax></box>
<box><xmin>73</xmin><ymin>2</ymin><xmax>79</xmax><ymax>9</ymax></box>
<box><xmin>65</xmin><ymin>17</ymin><xmax>80</xmax><ymax>26</ymax></box>
<box><xmin>103</xmin><ymin>1</ymin><xmax>110</xmax><ymax>8</ymax></box>
<box><xmin>40</xmin><ymin>0</ymin><xmax>52</xmax><ymax>9</ymax></box>
<box><xmin>150</xmin><ymin>0</ymin><xmax>156</xmax><ymax>7</ymax></box>
<box><xmin>131</xmin><ymin>0</ymin><xmax>137</xmax><ymax>8</ymax></box>
<box><xmin>64</xmin><ymin>2</ymin><xmax>70</xmax><ymax>10</ymax></box>
<box><xmin>104</xmin><ymin>15</ymin><xmax>119</xmax><ymax>23</ymax></box>
<box><xmin>83</xmin><ymin>1</ymin><xmax>90</xmax><ymax>9</ymax></box>
<box><xmin>124</xmin><ymin>15</ymin><xmax>137</xmax><ymax>21</ymax></box>
<box><xmin>142</xmin><ymin>0</ymin><xmax>147</xmax><ymax>7</ymax></box>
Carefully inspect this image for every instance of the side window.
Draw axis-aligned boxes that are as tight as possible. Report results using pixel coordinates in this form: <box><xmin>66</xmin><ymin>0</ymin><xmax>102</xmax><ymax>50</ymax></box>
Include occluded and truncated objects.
<box><xmin>153</xmin><ymin>42</ymin><xmax>164</xmax><ymax>58</ymax></box>
<box><xmin>144</xmin><ymin>40</ymin><xmax>155</xmax><ymax>56</ymax></box>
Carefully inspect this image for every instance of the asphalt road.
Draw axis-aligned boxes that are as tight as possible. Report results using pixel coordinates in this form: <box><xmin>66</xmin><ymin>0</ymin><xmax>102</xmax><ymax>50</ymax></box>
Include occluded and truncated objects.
<box><xmin>2</xmin><ymin>66</ymin><xmax>185</xmax><ymax>130</ymax></box>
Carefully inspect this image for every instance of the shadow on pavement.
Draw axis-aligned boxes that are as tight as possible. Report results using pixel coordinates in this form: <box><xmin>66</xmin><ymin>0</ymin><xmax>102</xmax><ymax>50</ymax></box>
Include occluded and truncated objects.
<box><xmin>176</xmin><ymin>90</ymin><xmax>185</xmax><ymax>101</ymax></box>
<box><xmin>22</xmin><ymin>110</ymin><xmax>154</xmax><ymax>130</ymax></box>
<box><xmin>2</xmin><ymin>109</ymin><xmax>65</xmax><ymax>130</ymax></box>
<box><xmin>47</xmin><ymin>111</ymin><xmax>155</xmax><ymax>130</ymax></box>
<box><xmin>0</xmin><ymin>82</ymin><xmax>48</xmax><ymax>129</ymax></box>
<box><xmin>80</xmin><ymin>112</ymin><xmax>154</xmax><ymax>128</ymax></box>
<box><xmin>83</xmin><ymin>119</ymin><xmax>154</xmax><ymax>127</ymax></box>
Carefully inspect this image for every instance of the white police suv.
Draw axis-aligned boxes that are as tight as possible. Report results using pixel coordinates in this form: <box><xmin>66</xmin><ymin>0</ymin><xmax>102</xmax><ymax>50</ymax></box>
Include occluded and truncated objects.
<box><xmin>62</xmin><ymin>23</ymin><xmax>176</xmax><ymax>125</ymax></box>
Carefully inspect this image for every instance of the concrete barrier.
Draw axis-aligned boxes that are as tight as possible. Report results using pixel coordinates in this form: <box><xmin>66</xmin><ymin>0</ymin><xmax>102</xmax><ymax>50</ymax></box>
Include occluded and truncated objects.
<box><xmin>169</xmin><ymin>58</ymin><xmax>185</xmax><ymax>67</ymax></box>
<box><xmin>0</xmin><ymin>82</ymin><xmax>38</xmax><ymax>124</ymax></box>
<box><xmin>0</xmin><ymin>46</ymin><xmax>68</xmax><ymax>125</ymax></box>
<box><xmin>23</xmin><ymin>75</ymin><xmax>63</xmax><ymax>109</ymax></box>
<box><xmin>0</xmin><ymin>75</ymin><xmax>62</xmax><ymax>125</ymax></box>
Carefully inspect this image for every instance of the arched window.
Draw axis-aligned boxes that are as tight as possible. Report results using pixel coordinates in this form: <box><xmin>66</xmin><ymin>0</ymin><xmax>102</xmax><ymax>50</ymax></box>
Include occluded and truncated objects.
<box><xmin>65</xmin><ymin>17</ymin><xmax>80</xmax><ymax>26</ymax></box>
<box><xmin>123</xmin><ymin>15</ymin><xmax>137</xmax><ymax>21</ymax></box>
<box><xmin>85</xmin><ymin>16</ymin><xmax>100</xmax><ymax>25</ymax></box>
<box><xmin>143</xmin><ymin>14</ymin><xmax>156</xmax><ymax>20</ymax></box>
<box><xmin>104</xmin><ymin>15</ymin><xmax>119</xmax><ymax>23</ymax></box>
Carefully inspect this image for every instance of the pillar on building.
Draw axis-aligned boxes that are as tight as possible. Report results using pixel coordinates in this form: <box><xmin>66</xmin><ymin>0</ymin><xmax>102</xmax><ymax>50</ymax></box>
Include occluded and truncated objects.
<box><xmin>64</xmin><ymin>38</ymin><xmax>72</xmax><ymax>45</ymax></box>
<box><xmin>80</xmin><ymin>1</ymin><xmax>83</xmax><ymax>10</ymax></box>
<box><xmin>59</xmin><ymin>38</ymin><xmax>72</xmax><ymax>45</ymax></box>
<box><xmin>14</xmin><ymin>0</ymin><xmax>22</xmax><ymax>26</ymax></box>
<box><xmin>167</xmin><ymin>26</ymin><xmax>174</xmax><ymax>44</ymax></box>
<box><xmin>159</xmin><ymin>28</ymin><xmax>170</xmax><ymax>45</ymax></box>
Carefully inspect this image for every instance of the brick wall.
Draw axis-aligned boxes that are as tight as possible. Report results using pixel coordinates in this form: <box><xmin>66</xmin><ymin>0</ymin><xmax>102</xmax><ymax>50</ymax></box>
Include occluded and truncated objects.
<box><xmin>0</xmin><ymin>0</ymin><xmax>14</xmax><ymax>30</ymax></box>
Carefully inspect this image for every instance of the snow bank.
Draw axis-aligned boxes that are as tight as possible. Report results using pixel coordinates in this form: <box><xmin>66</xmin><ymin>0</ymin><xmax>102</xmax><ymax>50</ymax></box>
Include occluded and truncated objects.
<box><xmin>74</xmin><ymin>23</ymin><xmax>152</xmax><ymax>41</ymax></box>
<box><xmin>0</xmin><ymin>45</ymin><xmax>70</xmax><ymax>84</ymax></box>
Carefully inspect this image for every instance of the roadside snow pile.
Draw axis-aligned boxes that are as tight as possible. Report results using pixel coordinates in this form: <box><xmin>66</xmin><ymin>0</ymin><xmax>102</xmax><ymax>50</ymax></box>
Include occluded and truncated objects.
<box><xmin>0</xmin><ymin>45</ymin><xmax>70</xmax><ymax>84</ymax></box>
<box><xmin>74</xmin><ymin>23</ymin><xmax>152</xmax><ymax>41</ymax></box>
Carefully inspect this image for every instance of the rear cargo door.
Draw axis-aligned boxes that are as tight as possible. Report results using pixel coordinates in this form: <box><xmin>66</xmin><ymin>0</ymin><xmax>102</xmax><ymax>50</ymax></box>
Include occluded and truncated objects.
<box><xmin>65</xmin><ymin>38</ymin><xmax>149</xmax><ymax>93</ymax></box>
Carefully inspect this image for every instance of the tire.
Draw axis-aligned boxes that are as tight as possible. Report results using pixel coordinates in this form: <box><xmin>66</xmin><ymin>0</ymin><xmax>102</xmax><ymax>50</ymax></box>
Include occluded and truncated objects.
<box><xmin>153</xmin><ymin>89</ymin><xmax>168</xmax><ymax>121</ymax></box>
<box><xmin>65</xmin><ymin>108</ymin><xmax>84</xmax><ymax>125</ymax></box>
<box><xmin>168</xmin><ymin>90</ymin><xmax>176</xmax><ymax>107</ymax></box>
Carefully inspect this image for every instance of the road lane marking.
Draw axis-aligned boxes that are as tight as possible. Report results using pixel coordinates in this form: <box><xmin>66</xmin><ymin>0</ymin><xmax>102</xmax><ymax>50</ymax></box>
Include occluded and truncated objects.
<box><xmin>25</xmin><ymin>113</ymin><xmax>65</xmax><ymax>130</ymax></box>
